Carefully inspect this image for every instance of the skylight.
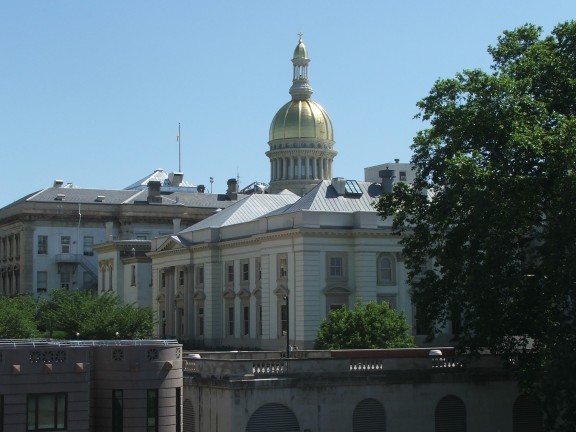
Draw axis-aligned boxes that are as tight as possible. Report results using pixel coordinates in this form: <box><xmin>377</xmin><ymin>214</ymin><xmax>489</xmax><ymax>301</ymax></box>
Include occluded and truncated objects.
<box><xmin>344</xmin><ymin>180</ymin><xmax>363</xmax><ymax>196</ymax></box>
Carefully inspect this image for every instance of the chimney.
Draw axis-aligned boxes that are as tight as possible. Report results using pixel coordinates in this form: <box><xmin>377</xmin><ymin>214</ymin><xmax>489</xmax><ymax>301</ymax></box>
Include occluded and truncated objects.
<box><xmin>394</xmin><ymin>158</ymin><xmax>400</xmax><ymax>163</ymax></box>
<box><xmin>197</xmin><ymin>185</ymin><xmax>205</xmax><ymax>193</ymax></box>
<box><xmin>227</xmin><ymin>178</ymin><xmax>238</xmax><ymax>200</ymax></box>
<box><xmin>173</xmin><ymin>218</ymin><xmax>181</xmax><ymax>233</ymax></box>
<box><xmin>168</xmin><ymin>172</ymin><xmax>184</xmax><ymax>187</ymax></box>
<box><xmin>53</xmin><ymin>180</ymin><xmax>64</xmax><ymax>188</ymax></box>
<box><xmin>105</xmin><ymin>221</ymin><xmax>114</xmax><ymax>241</ymax></box>
<box><xmin>331</xmin><ymin>177</ymin><xmax>346</xmax><ymax>195</ymax></box>
<box><xmin>379</xmin><ymin>169</ymin><xmax>395</xmax><ymax>194</ymax></box>
<box><xmin>147</xmin><ymin>180</ymin><xmax>162</xmax><ymax>203</ymax></box>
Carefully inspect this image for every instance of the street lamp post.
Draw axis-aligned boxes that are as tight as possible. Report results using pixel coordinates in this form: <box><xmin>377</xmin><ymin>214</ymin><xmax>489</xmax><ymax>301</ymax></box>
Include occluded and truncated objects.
<box><xmin>284</xmin><ymin>295</ymin><xmax>289</xmax><ymax>359</ymax></box>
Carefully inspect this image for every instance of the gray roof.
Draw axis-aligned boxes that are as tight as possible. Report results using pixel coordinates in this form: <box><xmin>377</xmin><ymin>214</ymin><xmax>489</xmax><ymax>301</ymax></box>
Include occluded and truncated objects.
<box><xmin>13</xmin><ymin>188</ymin><xmax>244</xmax><ymax>209</ymax></box>
<box><xmin>124</xmin><ymin>168</ymin><xmax>195</xmax><ymax>190</ymax></box>
<box><xmin>180</xmin><ymin>181</ymin><xmax>384</xmax><ymax>232</ymax></box>
<box><xmin>281</xmin><ymin>180</ymin><xmax>382</xmax><ymax>213</ymax></box>
<box><xmin>180</xmin><ymin>192</ymin><xmax>300</xmax><ymax>232</ymax></box>
<box><xmin>27</xmin><ymin>187</ymin><xmax>143</xmax><ymax>204</ymax></box>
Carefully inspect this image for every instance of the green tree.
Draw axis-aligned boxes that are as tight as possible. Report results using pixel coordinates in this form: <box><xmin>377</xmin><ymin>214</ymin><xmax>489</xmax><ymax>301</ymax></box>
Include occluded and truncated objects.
<box><xmin>39</xmin><ymin>289</ymin><xmax>154</xmax><ymax>340</ymax></box>
<box><xmin>374</xmin><ymin>21</ymin><xmax>576</xmax><ymax>431</ymax></box>
<box><xmin>0</xmin><ymin>295</ymin><xmax>39</xmax><ymax>339</ymax></box>
<box><xmin>314</xmin><ymin>301</ymin><xmax>415</xmax><ymax>350</ymax></box>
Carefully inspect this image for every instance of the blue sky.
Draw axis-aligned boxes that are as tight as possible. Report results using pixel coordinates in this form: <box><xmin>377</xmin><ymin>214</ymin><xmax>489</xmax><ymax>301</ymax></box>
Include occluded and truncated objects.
<box><xmin>0</xmin><ymin>1</ymin><xmax>574</xmax><ymax>207</ymax></box>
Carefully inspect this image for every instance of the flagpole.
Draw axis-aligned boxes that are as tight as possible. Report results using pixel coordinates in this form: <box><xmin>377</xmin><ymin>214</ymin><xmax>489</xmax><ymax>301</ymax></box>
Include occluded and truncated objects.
<box><xmin>178</xmin><ymin>123</ymin><xmax>181</xmax><ymax>172</ymax></box>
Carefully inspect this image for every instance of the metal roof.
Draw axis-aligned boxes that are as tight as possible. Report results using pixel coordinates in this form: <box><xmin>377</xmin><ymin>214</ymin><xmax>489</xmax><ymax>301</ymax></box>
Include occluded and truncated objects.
<box><xmin>180</xmin><ymin>193</ymin><xmax>299</xmax><ymax>232</ymax></box>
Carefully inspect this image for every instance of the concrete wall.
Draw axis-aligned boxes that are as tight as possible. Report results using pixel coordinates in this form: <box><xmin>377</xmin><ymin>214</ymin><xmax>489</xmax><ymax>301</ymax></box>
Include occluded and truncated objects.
<box><xmin>183</xmin><ymin>353</ymin><xmax>525</xmax><ymax>432</ymax></box>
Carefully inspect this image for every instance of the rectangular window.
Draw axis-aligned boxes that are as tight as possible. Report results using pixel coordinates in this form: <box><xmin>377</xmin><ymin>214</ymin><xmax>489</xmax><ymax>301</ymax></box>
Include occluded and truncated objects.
<box><xmin>197</xmin><ymin>266</ymin><xmax>204</xmax><ymax>285</ymax></box>
<box><xmin>179</xmin><ymin>270</ymin><xmax>184</xmax><ymax>287</ymax></box>
<box><xmin>146</xmin><ymin>389</ymin><xmax>158</xmax><ymax>432</ymax></box>
<box><xmin>83</xmin><ymin>236</ymin><xmax>94</xmax><ymax>256</ymax></box>
<box><xmin>198</xmin><ymin>307</ymin><xmax>204</xmax><ymax>336</ymax></box>
<box><xmin>131</xmin><ymin>265</ymin><xmax>136</xmax><ymax>286</ymax></box>
<box><xmin>279</xmin><ymin>256</ymin><xmax>288</xmax><ymax>278</ymax></box>
<box><xmin>60</xmin><ymin>272</ymin><xmax>70</xmax><ymax>290</ymax></box>
<box><xmin>112</xmin><ymin>390</ymin><xmax>123</xmax><ymax>432</ymax></box>
<box><xmin>377</xmin><ymin>294</ymin><xmax>397</xmax><ymax>310</ymax></box>
<box><xmin>242</xmin><ymin>263</ymin><xmax>249</xmax><ymax>282</ymax></box>
<box><xmin>228</xmin><ymin>306</ymin><xmax>235</xmax><ymax>336</ymax></box>
<box><xmin>161</xmin><ymin>272</ymin><xmax>166</xmax><ymax>288</ymax></box>
<box><xmin>176</xmin><ymin>388</ymin><xmax>181</xmax><ymax>432</ymax></box>
<box><xmin>329</xmin><ymin>256</ymin><xmax>343</xmax><ymax>277</ymax></box>
<box><xmin>280</xmin><ymin>303</ymin><xmax>288</xmax><ymax>336</ymax></box>
<box><xmin>227</xmin><ymin>263</ymin><xmax>234</xmax><ymax>284</ymax></box>
<box><xmin>27</xmin><ymin>393</ymin><xmax>67</xmax><ymax>431</ymax></box>
<box><xmin>37</xmin><ymin>236</ymin><xmax>48</xmax><ymax>255</ymax></box>
<box><xmin>258</xmin><ymin>304</ymin><xmax>263</xmax><ymax>337</ymax></box>
<box><xmin>243</xmin><ymin>306</ymin><xmax>250</xmax><ymax>336</ymax></box>
<box><xmin>60</xmin><ymin>236</ymin><xmax>71</xmax><ymax>254</ymax></box>
<box><xmin>399</xmin><ymin>171</ymin><xmax>407</xmax><ymax>181</ymax></box>
<box><xmin>256</xmin><ymin>258</ymin><xmax>262</xmax><ymax>282</ymax></box>
<box><xmin>37</xmin><ymin>271</ymin><xmax>48</xmax><ymax>293</ymax></box>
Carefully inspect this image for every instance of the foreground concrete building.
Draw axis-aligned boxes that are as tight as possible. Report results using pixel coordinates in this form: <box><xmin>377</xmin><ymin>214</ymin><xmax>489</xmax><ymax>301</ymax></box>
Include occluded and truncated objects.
<box><xmin>182</xmin><ymin>348</ymin><xmax>542</xmax><ymax>432</ymax></box>
<box><xmin>0</xmin><ymin>339</ymin><xmax>182</xmax><ymax>431</ymax></box>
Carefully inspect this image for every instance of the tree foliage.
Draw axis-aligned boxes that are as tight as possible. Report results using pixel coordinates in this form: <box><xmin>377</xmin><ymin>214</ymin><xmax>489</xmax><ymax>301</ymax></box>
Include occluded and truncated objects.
<box><xmin>37</xmin><ymin>289</ymin><xmax>154</xmax><ymax>340</ymax></box>
<box><xmin>0</xmin><ymin>289</ymin><xmax>157</xmax><ymax>340</ymax></box>
<box><xmin>314</xmin><ymin>301</ymin><xmax>415</xmax><ymax>350</ymax></box>
<box><xmin>374</xmin><ymin>21</ymin><xmax>576</xmax><ymax>431</ymax></box>
<box><xmin>0</xmin><ymin>295</ymin><xmax>40</xmax><ymax>339</ymax></box>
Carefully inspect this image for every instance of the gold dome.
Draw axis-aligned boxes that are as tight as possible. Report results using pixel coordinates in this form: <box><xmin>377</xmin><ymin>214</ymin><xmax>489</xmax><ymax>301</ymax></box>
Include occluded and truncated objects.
<box><xmin>269</xmin><ymin>99</ymin><xmax>334</xmax><ymax>141</ymax></box>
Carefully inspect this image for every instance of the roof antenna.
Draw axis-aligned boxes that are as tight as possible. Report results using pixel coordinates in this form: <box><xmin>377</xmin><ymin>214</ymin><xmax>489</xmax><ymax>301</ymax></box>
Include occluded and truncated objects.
<box><xmin>176</xmin><ymin>123</ymin><xmax>181</xmax><ymax>172</ymax></box>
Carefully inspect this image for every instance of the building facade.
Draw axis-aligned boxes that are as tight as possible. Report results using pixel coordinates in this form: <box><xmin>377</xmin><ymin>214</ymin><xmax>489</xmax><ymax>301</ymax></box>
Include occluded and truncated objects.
<box><xmin>149</xmin><ymin>175</ymin><xmax>449</xmax><ymax>348</ymax></box>
<box><xmin>0</xmin><ymin>170</ymin><xmax>245</xmax><ymax>297</ymax></box>
<box><xmin>0</xmin><ymin>339</ymin><xmax>182</xmax><ymax>432</ymax></box>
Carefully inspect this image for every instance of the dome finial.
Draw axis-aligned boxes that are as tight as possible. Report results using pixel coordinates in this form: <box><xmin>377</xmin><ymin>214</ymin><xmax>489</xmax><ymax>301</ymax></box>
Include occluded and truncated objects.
<box><xmin>298</xmin><ymin>32</ymin><xmax>303</xmax><ymax>43</ymax></box>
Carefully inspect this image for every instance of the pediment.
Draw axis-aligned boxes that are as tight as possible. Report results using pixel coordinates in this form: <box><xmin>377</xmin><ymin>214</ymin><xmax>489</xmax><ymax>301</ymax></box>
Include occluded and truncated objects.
<box><xmin>273</xmin><ymin>285</ymin><xmax>289</xmax><ymax>297</ymax></box>
<box><xmin>193</xmin><ymin>290</ymin><xmax>206</xmax><ymax>301</ymax></box>
<box><xmin>156</xmin><ymin>235</ymin><xmax>187</xmax><ymax>252</ymax></box>
<box><xmin>223</xmin><ymin>288</ymin><xmax>236</xmax><ymax>300</ymax></box>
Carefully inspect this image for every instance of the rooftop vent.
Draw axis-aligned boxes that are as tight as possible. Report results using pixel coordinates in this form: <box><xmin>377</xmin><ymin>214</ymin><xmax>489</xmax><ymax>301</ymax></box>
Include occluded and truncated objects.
<box><xmin>168</xmin><ymin>172</ymin><xmax>184</xmax><ymax>187</ymax></box>
<box><xmin>53</xmin><ymin>180</ymin><xmax>64</xmax><ymax>188</ymax></box>
<box><xmin>379</xmin><ymin>169</ymin><xmax>395</xmax><ymax>194</ymax></box>
<box><xmin>55</xmin><ymin>194</ymin><xmax>65</xmax><ymax>201</ymax></box>
<box><xmin>95</xmin><ymin>196</ymin><xmax>105</xmax><ymax>202</ymax></box>
<box><xmin>227</xmin><ymin>178</ymin><xmax>238</xmax><ymax>200</ymax></box>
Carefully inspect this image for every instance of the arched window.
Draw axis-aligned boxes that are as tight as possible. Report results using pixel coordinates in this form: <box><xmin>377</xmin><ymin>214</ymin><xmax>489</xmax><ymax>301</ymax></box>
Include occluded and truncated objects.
<box><xmin>353</xmin><ymin>398</ymin><xmax>386</xmax><ymax>431</ymax></box>
<box><xmin>513</xmin><ymin>395</ymin><xmax>543</xmax><ymax>432</ymax></box>
<box><xmin>377</xmin><ymin>254</ymin><xmax>395</xmax><ymax>284</ymax></box>
<box><xmin>435</xmin><ymin>395</ymin><xmax>466</xmax><ymax>432</ymax></box>
<box><xmin>246</xmin><ymin>403</ymin><xmax>300</xmax><ymax>432</ymax></box>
